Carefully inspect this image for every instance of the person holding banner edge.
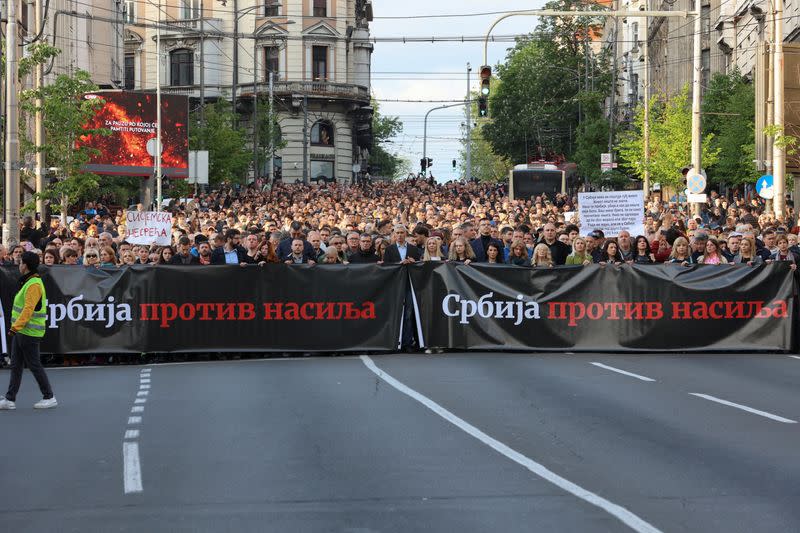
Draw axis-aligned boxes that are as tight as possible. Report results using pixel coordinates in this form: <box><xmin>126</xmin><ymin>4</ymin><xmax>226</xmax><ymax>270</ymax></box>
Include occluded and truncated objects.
<box><xmin>0</xmin><ymin>252</ymin><xmax>57</xmax><ymax>410</ymax></box>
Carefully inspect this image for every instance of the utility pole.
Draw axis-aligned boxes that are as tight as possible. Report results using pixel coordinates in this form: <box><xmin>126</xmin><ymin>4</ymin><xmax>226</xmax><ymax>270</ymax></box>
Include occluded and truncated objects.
<box><xmin>302</xmin><ymin>94</ymin><xmax>308</xmax><ymax>185</ymax></box>
<box><xmin>34</xmin><ymin>0</ymin><xmax>46</xmax><ymax>220</ymax></box>
<box><xmin>643</xmin><ymin>11</ymin><xmax>650</xmax><ymax>197</ymax></box>
<box><xmin>269</xmin><ymin>71</ymin><xmax>274</xmax><ymax>186</ymax></box>
<box><xmin>773</xmin><ymin>0</ymin><xmax>786</xmax><ymax>220</ymax></box>
<box><xmin>690</xmin><ymin>7</ymin><xmax>702</xmax><ymax>216</ymax></box>
<box><xmin>253</xmin><ymin>37</ymin><xmax>259</xmax><ymax>184</ymax></box>
<box><xmin>4</xmin><ymin>0</ymin><xmax>21</xmax><ymax>245</ymax></box>
<box><xmin>608</xmin><ymin>4</ymin><xmax>618</xmax><ymax>155</ymax></box>
<box><xmin>466</xmin><ymin>63</ymin><xmax>472</xmax><ymax>182</ymax></box>
<box><xmin>199</xmin><ymin>0</ymin><xmax>205</xmax><ymax>134</ymax></box>
<box><xmin>232</xmin><ymin>0</ymin><xmax>239</xmax><ymax>125</ymax></box>
<box><xmin>155</xmin><ymin>0</ymin><xmax>163</xmax><ymax>210</ymax></box>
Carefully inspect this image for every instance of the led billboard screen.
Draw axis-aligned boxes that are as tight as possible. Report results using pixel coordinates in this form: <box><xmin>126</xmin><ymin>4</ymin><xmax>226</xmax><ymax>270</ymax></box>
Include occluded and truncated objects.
<box><xmin>79</xmin><ymin>91</ymin><xmax>189</xmax><ymax>178</ymax></box>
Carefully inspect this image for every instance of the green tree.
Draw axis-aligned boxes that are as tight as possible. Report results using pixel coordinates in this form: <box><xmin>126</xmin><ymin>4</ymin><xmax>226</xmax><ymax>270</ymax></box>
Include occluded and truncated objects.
<box><xmin>702</xmin><ymin>71</ymin><xmax>756</xmax><ymax>186</ymax></box>
<box><xmin>368</xmin><ymin>100</ymin><xmax>406</xmax><ymax>179</ymax></box>
<box><xmin>617</xmin><ymin>86</ymin><xmax>719</xmax><ymax>189</ymax></box>
<box><xmin>482</xmin><ymin>0</ymin><xmax>609</xmax><ymax>164</ymax></box>
<box><xmin>189</xmin><ymin>100</ymin><xmax>251</xmax><ymax>185</ymax></box>
<box><xmin>19</xmin><ymin>51</ymin><xmax>110</xmax><ymax>212</ymax></box>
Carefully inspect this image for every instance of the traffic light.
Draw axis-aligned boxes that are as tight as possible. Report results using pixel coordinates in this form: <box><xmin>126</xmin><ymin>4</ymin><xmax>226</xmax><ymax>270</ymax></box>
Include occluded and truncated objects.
<box><xmin>478</xmin><ymin>96</ymin><xmax>488</xmax><ymax>117</ymax></box>
<box><xmin>426</xmin><ymin>157</ymin><xmax>433</xmax><ymax>168</ymax></box>
<box><xmin>480</xmin><ymin>65</ymin><xmax>491</xmax><ymax>96</ymax></box>
<box><xmin>452</xmin><ymin>159</ymin><xmax>457</xmax><ymax>169</ymax></box>
<box><xmin>420</xmin><ymin>158</ymin><xmax>427</xmax><ymax>171</ymax></box>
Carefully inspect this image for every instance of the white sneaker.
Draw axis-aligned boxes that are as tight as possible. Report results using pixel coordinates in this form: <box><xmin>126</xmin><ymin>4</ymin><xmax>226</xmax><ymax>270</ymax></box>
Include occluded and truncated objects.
<box><xmin>0</xmin><ymin>397</ymin><xmax>16</xmax><ymax>410</ymax></box>
<box><xmin>33</xmin><ymin>397</ymin><xmax>57</xmax><ymax>409</ymax></box>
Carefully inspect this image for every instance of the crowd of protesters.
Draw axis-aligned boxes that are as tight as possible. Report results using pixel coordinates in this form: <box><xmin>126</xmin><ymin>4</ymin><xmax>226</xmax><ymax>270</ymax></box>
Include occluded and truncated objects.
<box><xmin>3</xmin><ymin>178</ymin><xmax>799</xmax><ymax>271</ymax></box>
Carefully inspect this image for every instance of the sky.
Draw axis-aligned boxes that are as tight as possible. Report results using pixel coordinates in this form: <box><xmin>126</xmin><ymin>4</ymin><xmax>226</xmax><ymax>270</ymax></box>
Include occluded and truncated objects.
<box><xmin>370</xmin><ymin>0</ymin><xmax>549</xmax><ymax>181</ymax></box>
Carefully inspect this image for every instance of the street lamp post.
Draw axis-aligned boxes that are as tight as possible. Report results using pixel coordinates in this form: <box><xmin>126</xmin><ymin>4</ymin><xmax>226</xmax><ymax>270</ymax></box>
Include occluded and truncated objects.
<box><xmin>423</xmin><ymin>102</ymin><xmax>467</xmax><ymax>179</ymax></box>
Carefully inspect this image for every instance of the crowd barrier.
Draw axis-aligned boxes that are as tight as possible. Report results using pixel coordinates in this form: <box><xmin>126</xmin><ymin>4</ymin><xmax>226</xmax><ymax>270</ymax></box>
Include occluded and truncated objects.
<box><xmin>0</xmin><ymin>263</ymin><xmax>794</xmax><ymax>354</ymax></box>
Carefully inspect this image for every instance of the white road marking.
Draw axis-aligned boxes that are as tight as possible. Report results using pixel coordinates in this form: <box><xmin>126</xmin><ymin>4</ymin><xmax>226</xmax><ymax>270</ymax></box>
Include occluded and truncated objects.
<box><xmin>590</xmin><ymin>362</ymin><xmax>656</xmax><ymax>382</ymax></box>
<box><xmin>140</xmin><ymin>384</ymin><xmax>150</xmax><ymax>390</ymax></box>
<box><xmin>689</xmin><ymin>393</ymin><xmax>797</xmax><ymax>424</ymax></box>
<box><xmin>127</xmin><ymin>416</ymin><xmax>142</xmax><ymax>425</ymax></box>
<box><xmin>360</xmin><ymin>355</ymin><xmax>662</xmax><ymax>533</ymax></box>
<box><xmin>789</xmin><ymin>356</ymin><xmax>800</xmax><ymax>360</ymax></box>
<box><xmin>140</xmin><ymin>378</ymin><xmax>151</xmax><ymax>384</ymax></box>
<box><xmin>137</xmin><ymin>391</ymin><xmax>149</xmax><ymax>397</ymax></box>
<box><xmin>131</xmin><ymin>406</ymin><xmax>144</xmax><ymax>413</ymax></box>
<box><xmin>124</xmin><ymin>429</ymin><xmax>139</xmax><ymax>439</ymax></box>
<box><xmin>134</xmin><ymin>398</ymin><xmax>147</xmax><ymax>404</ymax></box>
<box><xmin>123</xmin><ymin>442</ymin><xmax>143</xmax><ymax>494</ymax></box>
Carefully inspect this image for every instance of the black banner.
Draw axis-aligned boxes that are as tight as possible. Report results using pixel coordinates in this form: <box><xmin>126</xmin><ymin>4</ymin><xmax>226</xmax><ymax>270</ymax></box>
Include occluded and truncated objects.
<box><xmin>0</xmin><ymin>265</ymin><xmax>406</xmax><ymax>353</ymax></box>
<box><xmin>409</xmin><ymin>263</ymin><xmax>796</xmax><ymax>352</ymax></box>
<box><xmin>0</xmin><ymin>263</ymin><xmax>794</xmax><ymax>353</ymax></box>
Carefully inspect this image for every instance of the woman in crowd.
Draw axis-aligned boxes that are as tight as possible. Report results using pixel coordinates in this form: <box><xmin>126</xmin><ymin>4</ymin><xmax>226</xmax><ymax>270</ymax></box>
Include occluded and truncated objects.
<box><xmin>668</xmin><ymin>236</ymin><xmax>695</xmax><ymax>265</ymax></box>
<box><xmin>329</xmin><ymin>236</ymin><xmax>349</xmax><ymax>263</ymax></box>
<box><xmin>485</xmin><ymin>242</ymin><xmax>503</xmax><ymax>264</ymax></box>
<box><xmin>423</xmin><ymin>236</ymin><xmax>445</xmax><ymax>262</ymax></box>
<box><xmin>731</xmin><ymin>236</ymin><xmax>763</xmax><ymax>266</ymax></box>
<box><xmin>531</xmin><ymin>243</ymin><xmax>554</xmax><ymax>267</ymax></box>
<box><xmin>43</xmin><ymin>248</ymin><xmax>60</xmax><ymax>266</ymax></box>
<box><xmin>120</xmin><ymin>249</ymin><xmax>137</xmax><ymax>266</ymax></box>
<box><xmin>254</xmin><ymin>240</ymin><xmax>278</xmax><ymax>264</ymax></box>
<box><xmin>631</xmin><ymin>235</ymin><xmax>656</xmax><ymax>264</ymax></box>
<box><xmin>158</xmin><ymin>246</ymin><xmax>174</xmax><ymax>265</ymax></box>
<box><xmin>99</xmin><ymin>246</ymin><xmax>118</xmax><ymax>268</ymax></box>
<box><xmin>507</xmin><ymin>239</ymin><xmax>530</xmax><ymax>267</ymax></box>
<box><xmin>8</xmin><ymin>245</ymin><xmax>24</xmax><ymax>265</ymax></box>
<box><xmin>768</xmin><ymin>235</ymin><xmax>799</xmax><ymax>269</ymax></box>
<box><xmin>698</xmin><ymin>238</ymin><xmax>728</xmax><ymax>264</ymax></box>
<box><xmin>566</xmin><ymin>237</ymin><xmax>591</xmax><ymax>265</ymax></box>
<box><xmin>374</xmin><ymin>238</ymin><xmax>390</xmax><ymax>262</ymax></box>
<box><xmin>321</xmin><ymin>247</ymin><xmax>343</xmax><ymax>264</ymax></box>
<box><xmin>597</xmin><ymin>240</ymin><xmax>625</xmax><ymax>265</ymax></box>
<box><xmin>83</xmin><ymin>248</ymin><xmax>100</xmax><ymax>268</ymax></box>
<box><xmin>448</xmin><ymin>237</ymin><xmax>475</xmax><ymax>265</ymax></box>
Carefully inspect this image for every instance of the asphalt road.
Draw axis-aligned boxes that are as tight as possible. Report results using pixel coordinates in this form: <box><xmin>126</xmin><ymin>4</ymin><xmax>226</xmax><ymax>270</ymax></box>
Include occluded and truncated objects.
<box><xmin>1</xmin><ymin>353</ymin><xmax>799</xmax><ymax>533</ymax></box>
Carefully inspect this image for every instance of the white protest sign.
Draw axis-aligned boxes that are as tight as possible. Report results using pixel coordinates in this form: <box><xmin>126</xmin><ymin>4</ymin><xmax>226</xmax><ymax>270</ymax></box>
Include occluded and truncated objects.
<box><xmin>578</xmin><ymin>191</ymin><xmax>644</xmax><ymax>237</ymax></box>
<box><xmin>126</xmin><ymin>211</ymin><xmax>173</xmax><ymax>246</ymax></box>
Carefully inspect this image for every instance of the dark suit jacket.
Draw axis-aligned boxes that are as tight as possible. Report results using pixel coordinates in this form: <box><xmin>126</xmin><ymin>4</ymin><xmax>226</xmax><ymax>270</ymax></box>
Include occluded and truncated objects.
<box><xmin>470</xmin><ymin>236</ymin><xmax>504</xmax><ymax>263</ymax></box>
<box><xmin>383</xmin><ymin>243</ymin><xmax>422</xmax><ymax>263</ymax></box>
<box><xmin>276</xmin><ymin>238</ymin><xmax>317</xmax><ymax>262</ymax></box>
<box><xmin>170</xmin><ymin>253</ymin><xmax>200</xmax><ymax>265</ymax></box>
<box><xmin>210</xmin><ymin>246</ymin><xmax>253</xmax><ymax>265</ymax></box>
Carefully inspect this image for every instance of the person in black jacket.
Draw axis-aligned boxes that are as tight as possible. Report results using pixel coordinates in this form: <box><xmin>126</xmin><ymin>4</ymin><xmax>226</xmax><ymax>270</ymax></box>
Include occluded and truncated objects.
<box><xmin>383</xmin><ymin>225</ymin><xmax>421</xmax><ymax>264</ymax></box>
<box><xmin>348</xmin><ymin>234</ymin><xmax>379</xmax><ymax>263</ymax></box>
<box><xmin>275</xmin><ymin>221</ymin><xmax>316</xmax><ymax>262</ymax></box>
<box><xmin>170</xmin><ymin>236</ymin><xmax>200</xmax><ymax>265</ymax></box>
<box><xmin>537</xmin><ymin>223</ymin><xmax>571</xmax><ymax>265</ymax></box>
<box><xmin>210</xmin><ymin>229</ymin><xmax>253</xmax><ymax>265</ymax></box>
<box><xmin>469</xmin><ymin>218</ymin><xmax>503</xmax><ymax>263</ymax></box>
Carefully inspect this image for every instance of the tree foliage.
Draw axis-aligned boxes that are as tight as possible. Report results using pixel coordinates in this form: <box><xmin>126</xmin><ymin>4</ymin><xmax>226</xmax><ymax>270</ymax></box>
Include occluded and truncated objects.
<box><xmin>368</xmin><ymin>100</ymin><xmax>407</xmax><ymax>179</ymax></box>
<box><xmin>482</xmin><ymin>0</ymin><xmax>609</xmax><ymax>164</ymax></box>
<box><xmin>702</xmin><ymin>71</ymin><xmax>757</xmax><ymax>186</ymax></box>
<box><xmin>617</xmin><ymin>86</ymin><xmax>719</xmax><ymax>189</ymax></box>
<box><xmin>189</xmin><ymin>100</ymin><xmax>251</xmax><ymax>185</ymax></box>
<box><xmin>19</xmin><ymin>48</ymin><xmax>111</xmax><ymax>211</ymax></box>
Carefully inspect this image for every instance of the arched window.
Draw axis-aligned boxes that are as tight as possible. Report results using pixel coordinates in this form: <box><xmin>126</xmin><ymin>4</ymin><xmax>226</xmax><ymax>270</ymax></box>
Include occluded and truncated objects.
<box><xmin>170</xmin><ymin>49</ymin><xmax>194</xmax><ymax>86</ymax></box>
<box><xmin>311</xmin><ymin>120</ymin><xmax>334</xmax><ymax>146</ymax></box>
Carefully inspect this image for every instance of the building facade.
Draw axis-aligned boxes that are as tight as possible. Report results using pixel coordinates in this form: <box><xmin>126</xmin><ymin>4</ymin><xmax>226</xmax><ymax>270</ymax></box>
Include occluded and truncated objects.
<box><xmin>124</xmin><ymin>0</ymin><xmax>374</xmax><ymax>184</ymax></box>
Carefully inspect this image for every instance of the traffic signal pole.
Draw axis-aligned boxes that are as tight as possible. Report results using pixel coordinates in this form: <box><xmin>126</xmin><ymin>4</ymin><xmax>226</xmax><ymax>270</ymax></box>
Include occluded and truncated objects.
<box><xmin>423</xmin><ymin>102</ymin><xmax>468</xmax><ymax>178</ymax></box>
<box><xmin>4</xmin><ymin>0</ymin><xmax>21</xmax><ymax>245</ymax></box>
<box><xmin>466</xmin><ymin>63</ymin><xmax>472</xmax><ymax>182</ymax></box>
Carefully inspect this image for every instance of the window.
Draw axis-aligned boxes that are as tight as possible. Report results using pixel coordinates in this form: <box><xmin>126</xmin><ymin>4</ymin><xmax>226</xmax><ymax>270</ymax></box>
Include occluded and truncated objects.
<box><xmin>264</xmin><ymin>46</ymin><xmax>279</xmax><ymax>79</ymax></box>
<box><xmin>124</xmin><ymin>54</ymin><xmax>136</xmax><ymax>90</ymax></box>
<box><xmin>313</xmin><ymin>0</ymin><xmax>326</xmax><ymax>17</ymax></box>
<box><xmin>124</xmin><ymin>0</ymin><xmax>135</xmax><ymax>23</ymax></box>
<box><xmin>180</xmin><ymin>0</ymin><xmax>200</xmax><ymax>20</ymax></box>
<box><xmin>311</xmin><ymin>121</ymin><xmax>334</xmax><ymax>146</ymax></box>
<box><xmin>701</xmin><ymin>48</ymin><xmax>710</xmax><ymax>87</ymax></box>
<box><xmin>264</xmin><ymin>0</ymin><xmax>280</xmax><ymax>16</ymax></box>
<box><xmin>170</xmin><ymin>49</ymin><xmax>194</xmax><ymax>86</ymax></box>
<box><xmin>311</xmin><ymin>161</ymin><xmax>335</xmax><ymax>181</ymax></box>
<box><xmin>701</xmin><ymin>5</ymin><xmax>710</xmax><ymax>37</ymax></box>
<box><xmin>312</xmin><ymin>46</ymin><xmax>327</xmax><ymax>80</ymax></box>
